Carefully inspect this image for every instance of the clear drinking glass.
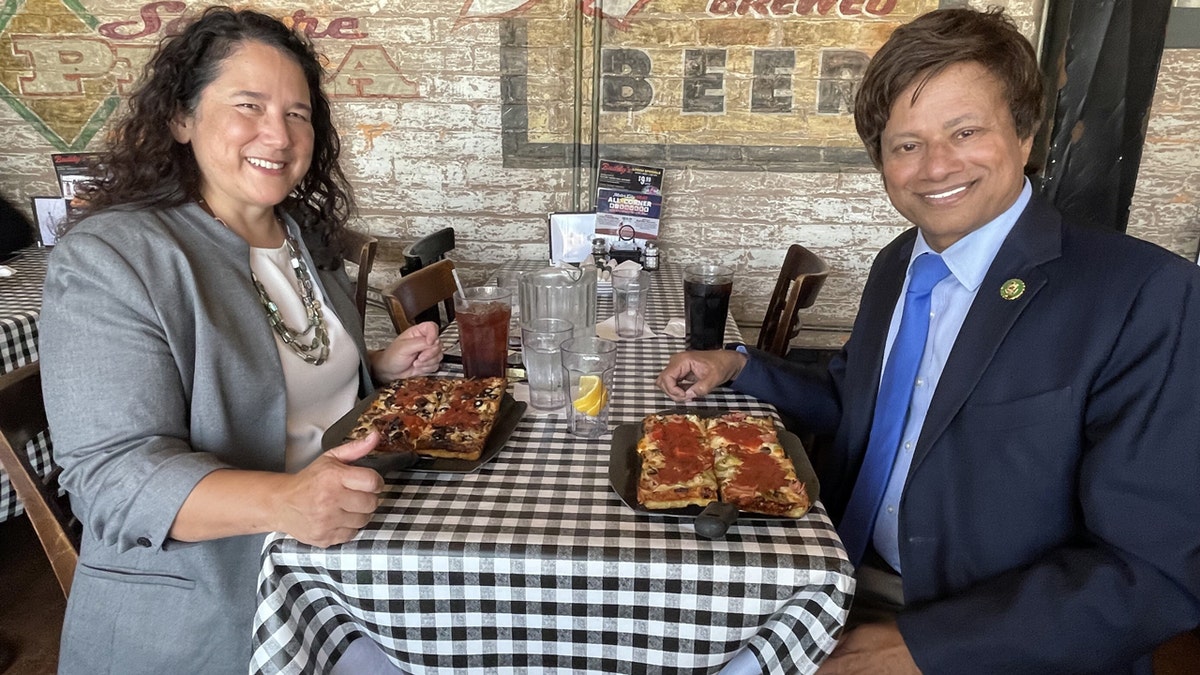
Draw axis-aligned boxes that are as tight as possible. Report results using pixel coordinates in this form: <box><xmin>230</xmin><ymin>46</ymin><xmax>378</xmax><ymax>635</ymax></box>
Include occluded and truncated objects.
<box><xmin>683</xmin><ymin>264</ymin><xmax>734</xmax><ymax>350</ymax></box>
<box><xmin>561</xmin><ymin>337</ymin><xmax>618</xmax><ymax>438</ymax></box>
<box><xmin>495</xmin><ymin>268</ymin><xmax>524</xmax><ymax>348</ymax></box>
<box><xmin>521</xmin><ymin>318</ymin><xmax>574</xmax><ymax>411</ymax></box>
<box><xmin>612</xmin><ymin>268</ymin><xmax>650</xmax><ymax>338</ymax></box>
<box><xmin>453</xmin><ymin>286</ymin><xmax>511</xmax><ymax>378</ymax></box>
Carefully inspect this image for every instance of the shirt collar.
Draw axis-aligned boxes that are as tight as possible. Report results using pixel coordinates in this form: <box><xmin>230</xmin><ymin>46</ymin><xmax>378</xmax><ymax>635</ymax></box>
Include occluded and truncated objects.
<box><xmin>911</xmin><ymin>178</ymin><xmax>1032</xmax><ymax>292</ymax></box>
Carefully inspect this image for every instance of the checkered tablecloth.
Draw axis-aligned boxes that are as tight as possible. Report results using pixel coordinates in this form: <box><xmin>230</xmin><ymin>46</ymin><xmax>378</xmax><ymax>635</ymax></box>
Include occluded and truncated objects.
<box><xmin>251</xmin><ymin>262</ymin><xmax>854</xmax><ymax>675</ymax></box>
<box><xmin>1</xmin><ymin>246</ymin><xmax>55</xmax><ymax>523</ymax></box>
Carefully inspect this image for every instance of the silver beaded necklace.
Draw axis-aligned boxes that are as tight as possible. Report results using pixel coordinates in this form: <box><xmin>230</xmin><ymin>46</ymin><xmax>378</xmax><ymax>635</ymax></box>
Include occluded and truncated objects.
<box><xmin>250</xmin><ymin>233</ymin><xmax>330</xmax><ymax>366</ymax></box>
<box><xmin>202</xmin><ymin>201</ymin><xmax>330</xmax><ymax>365</ymax></box>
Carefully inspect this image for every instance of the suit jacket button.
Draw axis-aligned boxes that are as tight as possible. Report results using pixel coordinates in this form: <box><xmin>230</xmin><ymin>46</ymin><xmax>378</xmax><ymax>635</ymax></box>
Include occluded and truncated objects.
<box><xmin>137</xmin><ymin>537</ymin><xmax>152</xmax><ymax>547</ymax></box>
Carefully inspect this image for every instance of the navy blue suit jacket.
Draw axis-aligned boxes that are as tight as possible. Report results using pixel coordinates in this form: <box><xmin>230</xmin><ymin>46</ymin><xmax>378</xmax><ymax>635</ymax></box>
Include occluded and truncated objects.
<box><xmin>734</xmin><ymin>197</ymin><xmax>1200</xmax><ymax>673</ymax></box>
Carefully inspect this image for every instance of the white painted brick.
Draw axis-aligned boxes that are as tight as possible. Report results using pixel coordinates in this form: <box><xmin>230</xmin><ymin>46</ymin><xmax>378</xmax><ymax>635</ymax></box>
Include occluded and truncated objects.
<box><xmin>395</xmin><ymin>102</ymin><xmax>478</xmax><ymax>130</ymax></box>
<box><xmin>367</xmin><ymin>17</ymin><xmax>434</xmax><ymax>44</ymax></box>
<box><xmin>425</xmin><ymin>75</ymin><xmax>500</xmax><ymax>102</ymax></box>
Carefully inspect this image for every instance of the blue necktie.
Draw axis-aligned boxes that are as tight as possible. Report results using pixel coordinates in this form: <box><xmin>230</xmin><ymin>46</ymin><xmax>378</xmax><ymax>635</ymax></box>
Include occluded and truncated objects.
<box><xmin>838</xmin><ymin>252</ymin><xmax>951</xmax><ymax>567</ymax></box>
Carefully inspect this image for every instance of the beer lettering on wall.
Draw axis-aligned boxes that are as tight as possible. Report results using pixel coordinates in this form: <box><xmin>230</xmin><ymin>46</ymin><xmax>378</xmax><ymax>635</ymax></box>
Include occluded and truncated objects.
<box><xmin>0</xmin><ymin>0</ymin><xmax>418</xmax><ymax>151</ymax></box>
<box><xmin>496</xmin><ymin>0</ymin><xmax>941</xmax><ymax>170</ymax></box>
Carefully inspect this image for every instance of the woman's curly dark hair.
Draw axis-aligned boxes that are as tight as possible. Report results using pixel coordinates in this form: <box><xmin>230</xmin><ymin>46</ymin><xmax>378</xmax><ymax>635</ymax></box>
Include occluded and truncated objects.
<box><xmin>73</xmin><ymin>6</ymin><xmax>354</xmax><ymax>240</ymax></box>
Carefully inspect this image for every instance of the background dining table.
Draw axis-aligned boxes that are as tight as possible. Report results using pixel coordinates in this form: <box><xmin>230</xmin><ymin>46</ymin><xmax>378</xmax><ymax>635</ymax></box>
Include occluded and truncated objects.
<box><xmin>0</xmin><ymin>246</ymin><xmax>53</xmax><ymax>523</ymax></box>
<box><xmin>251</xmin><ymin>261</ymin><xmax>854</xmax><ymax>674</ymax></box>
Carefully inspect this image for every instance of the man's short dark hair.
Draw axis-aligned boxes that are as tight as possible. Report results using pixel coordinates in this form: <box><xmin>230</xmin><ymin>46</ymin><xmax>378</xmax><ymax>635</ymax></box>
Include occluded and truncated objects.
<box><xmin>854</xmin><ymin>7</ymin><xmax>1044</xmax><ymax>169</ymax></box>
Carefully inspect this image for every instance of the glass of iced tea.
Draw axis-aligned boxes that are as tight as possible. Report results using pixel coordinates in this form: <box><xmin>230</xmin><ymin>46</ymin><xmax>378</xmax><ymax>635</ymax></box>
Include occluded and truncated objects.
<box><xmin>683</xmin><ymin>264</ymin><xmax>734</xmax><ymax>350</ymax></box>
<box><xmin>453</xmin><ymin>286</ymin><xmax>512</xmax><ymax>378</ymax></box>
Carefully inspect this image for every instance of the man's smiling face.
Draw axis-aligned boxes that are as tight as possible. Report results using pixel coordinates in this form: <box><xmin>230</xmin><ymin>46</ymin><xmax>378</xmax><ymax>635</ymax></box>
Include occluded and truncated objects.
<box><xmin>880</xmin><ymin>60</ymin><xmax>1033</xmax><ymax>252</ymax></box>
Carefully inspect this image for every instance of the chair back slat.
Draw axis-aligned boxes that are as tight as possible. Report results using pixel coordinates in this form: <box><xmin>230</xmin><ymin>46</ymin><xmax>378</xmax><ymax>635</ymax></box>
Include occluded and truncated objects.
<box><xmin>383</xmin><ymin>258</ymin><xmax>459</xmax><ymax>333</ymax></box>
<box><xmin>335</xmin><ymin>228</ymin><xmax>379</xmax><ymax>320</ymax></box>
<box><xmin>400</xmin><ymin>227</ymin><xmax>456</xmax><ymax>325</ymax></box>
<box><xmin>0</xmin><ymin>361</ymin><xmax>79</xmax><ymax>597</ymax></box>
<box><xmin>757</xmin><ymin>244</ymin><xmax>830</xmax><ymax>358</ymax></box>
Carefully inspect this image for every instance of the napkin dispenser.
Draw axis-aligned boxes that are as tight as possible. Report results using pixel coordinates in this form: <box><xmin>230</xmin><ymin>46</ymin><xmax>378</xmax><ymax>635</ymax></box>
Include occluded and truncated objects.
<box><xmin>608</xmin><ymin>247</ymin><xmax>642</xmax><ymax>265</ymax></box>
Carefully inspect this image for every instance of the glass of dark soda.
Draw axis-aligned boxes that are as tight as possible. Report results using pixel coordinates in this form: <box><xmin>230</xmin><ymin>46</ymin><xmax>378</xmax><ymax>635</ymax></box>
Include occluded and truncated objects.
<box><xmin>683</xmin><ymin>264</ymin><xmax>734</xmax><ymax>350</ymax></box>
<box><xmin>453</xmin><ymin>286</ymin><xmax>512</xmax><ymax>377</ymax></box>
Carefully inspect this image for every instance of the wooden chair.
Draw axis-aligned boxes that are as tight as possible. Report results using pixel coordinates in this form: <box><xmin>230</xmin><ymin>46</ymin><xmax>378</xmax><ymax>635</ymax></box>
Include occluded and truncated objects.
<box><xmin>401</xmin><ymin>227</ymin><xmax>455</xmax><ymax>276</ymax></box>
<box><xmin>382</xmin><ymin>258</ymin><xmax>459</xmax><ymax>333</ymax></box>
<box><xmin>0</xmin><ymin>362</ymin><xmax>80</xmax><ymax>597</ymax></box>
<box><xmin>335</xmin><ymin>228</ymin><xmax>379</xmax><ymax>320</ymax></box>
<box><xmin>756</xmin><ymin>244</ymin><xmax>830</xmax><ymax>358</ymax></box>
<box><xmin>399</xmin><ymin>227</ymin><xmax>456</xmax><ymax>326</ymax></box>
<box><xmin>1154</xmin><ymin>626</ymin><xmax>1200</xmax><ymax>674</ymax></box>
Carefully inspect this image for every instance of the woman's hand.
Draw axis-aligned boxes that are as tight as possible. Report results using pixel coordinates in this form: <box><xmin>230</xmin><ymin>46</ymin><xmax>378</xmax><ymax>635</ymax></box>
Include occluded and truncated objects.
<box><xmin>271</xmin><ymin>433</ymin><xmax>385</xmax><ymax>548</ymax></box>
<box><xmin>168</xmin><ymin>435</ymin><xmax>385</xmax><ymax>546</ymax></box>
<box><xmin>655</xmin><ymin>349</ymin><xmax>747</xmax><ymax>401</ymax></box>
<box><xmin>370</xmin><ymin>321</ymin><xmax>443</xmax><ymax>383</ymax></box>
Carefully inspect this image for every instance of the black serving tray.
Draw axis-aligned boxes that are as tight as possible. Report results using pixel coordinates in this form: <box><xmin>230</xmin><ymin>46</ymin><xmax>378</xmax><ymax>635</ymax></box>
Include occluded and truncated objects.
<box><xmin>608</xmin><ymin>409</ymin><xmax>819</xmax><ymax>520</ymax></box>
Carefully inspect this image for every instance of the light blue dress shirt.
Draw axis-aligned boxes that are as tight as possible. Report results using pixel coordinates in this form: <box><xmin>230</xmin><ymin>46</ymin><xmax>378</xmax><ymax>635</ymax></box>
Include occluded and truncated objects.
<box><xmin>871</xmin><ymin>179</ymin><xmax>1032</xmax><ymax>573</ymax></box>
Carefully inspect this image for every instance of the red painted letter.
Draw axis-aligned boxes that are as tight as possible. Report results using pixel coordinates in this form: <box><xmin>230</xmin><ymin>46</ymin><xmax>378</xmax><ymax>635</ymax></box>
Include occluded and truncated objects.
<box><xmin>98</xmin><ymin>1</ymin><xmax>186</xmax><ymax>40</ymax></box>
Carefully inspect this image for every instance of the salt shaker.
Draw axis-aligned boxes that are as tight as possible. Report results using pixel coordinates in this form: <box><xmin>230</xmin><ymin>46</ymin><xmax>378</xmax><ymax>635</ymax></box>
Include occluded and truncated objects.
<box><xmin>643</xmin><ymin>242</ymin><xmax>660</xmax><ymax>271</ymax></box>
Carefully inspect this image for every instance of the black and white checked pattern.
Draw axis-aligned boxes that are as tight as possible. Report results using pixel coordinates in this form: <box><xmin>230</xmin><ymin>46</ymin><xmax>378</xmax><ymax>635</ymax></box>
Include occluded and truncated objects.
<box><xmin>251</xmin><ymin>262</ymin><xmax>854</xmax><ymax>674</ymax></box>
<box><xmin>0</xmin><ymin>247</ymin><xmax>55</xmax><ymax>522</ymax></box>
<box><xmin>0</xmin><ymin>246</ymin><xmax>48</xmax><ymax>375</ymax></box>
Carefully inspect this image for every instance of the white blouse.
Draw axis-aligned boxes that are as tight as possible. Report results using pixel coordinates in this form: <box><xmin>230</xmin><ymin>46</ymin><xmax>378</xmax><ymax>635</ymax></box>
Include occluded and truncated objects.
<box><xmin>250</xmin><ymin>242</ymin><xmax>359</xmax><ymax>472</ymax></box>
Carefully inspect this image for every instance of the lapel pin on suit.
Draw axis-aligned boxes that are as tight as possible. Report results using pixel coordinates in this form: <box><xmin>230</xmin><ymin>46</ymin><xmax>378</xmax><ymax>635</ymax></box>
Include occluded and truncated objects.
<box><xmin>1000</xmin><ymin>278</ymin><xmax>1026</xmax><ymax>300</ymax></box>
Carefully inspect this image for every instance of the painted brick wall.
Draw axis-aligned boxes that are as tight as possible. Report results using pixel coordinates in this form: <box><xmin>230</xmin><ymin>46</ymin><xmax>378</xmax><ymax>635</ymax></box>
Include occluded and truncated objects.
<box><xmin>1</xmin><ymin>0</ymin><xmax>1195</xmax><ymax>343</ymax></box>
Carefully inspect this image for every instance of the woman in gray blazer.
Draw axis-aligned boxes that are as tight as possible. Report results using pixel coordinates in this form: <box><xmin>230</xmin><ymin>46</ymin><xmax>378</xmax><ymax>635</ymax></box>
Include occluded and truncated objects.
<box><xmin>40</xmin><ymin>8</ymin><xmax>441</xmax><ymax>673</ymax></box>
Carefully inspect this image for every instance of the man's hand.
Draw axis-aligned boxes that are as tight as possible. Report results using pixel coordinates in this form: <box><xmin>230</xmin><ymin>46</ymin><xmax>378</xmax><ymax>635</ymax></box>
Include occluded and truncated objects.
<box><xmin>371</xmin><ymin>321</ymin><xmax>443</xmax><ymax>382</ymax></box>
<box><xmin>817</xmin><ymin>622</ymin><xmax>921</xmax><ymax>675</ymax></box>
<box><xmin>272</xmin><ymin>433</ymin><xmax>385</xmax><ymax>548</ymax></box>
<box><xmin>655</xmin><ymin>349</ymin><xmax>747</xmax><ymax>401</ymax></box>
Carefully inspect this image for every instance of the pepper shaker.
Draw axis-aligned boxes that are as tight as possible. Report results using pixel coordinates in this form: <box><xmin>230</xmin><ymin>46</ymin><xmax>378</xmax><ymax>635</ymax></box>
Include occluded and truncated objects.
<box><xmin>591</xmin><ymin>237</ymin><xmax>608</xmax><ymax>267</ymax></box>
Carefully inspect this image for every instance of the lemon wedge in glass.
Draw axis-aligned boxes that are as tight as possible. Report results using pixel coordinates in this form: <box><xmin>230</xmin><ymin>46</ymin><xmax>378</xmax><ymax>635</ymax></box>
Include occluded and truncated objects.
<box><xmin>572</xmin><ymin>375</ymin><xmax>607</xmax><ymax>416</ymax></box>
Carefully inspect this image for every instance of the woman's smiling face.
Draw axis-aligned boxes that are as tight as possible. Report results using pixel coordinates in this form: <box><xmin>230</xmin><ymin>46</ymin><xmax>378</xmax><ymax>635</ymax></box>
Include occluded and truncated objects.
<box><xmin>170</xmin><ymin>40</ymin><xmax>314</xmax><ymax>222</ymax></box>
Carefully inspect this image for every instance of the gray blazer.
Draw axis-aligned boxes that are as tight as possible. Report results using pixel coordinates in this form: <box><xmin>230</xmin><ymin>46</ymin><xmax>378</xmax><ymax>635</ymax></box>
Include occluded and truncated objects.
<box><xmin>40</xmin><ymin>203</ymin><xmax>370</xmax><ymax>674</ymax></box>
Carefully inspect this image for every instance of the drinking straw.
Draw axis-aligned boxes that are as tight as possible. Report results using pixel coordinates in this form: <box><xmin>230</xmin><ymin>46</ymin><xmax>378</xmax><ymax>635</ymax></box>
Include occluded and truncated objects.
<box><xmin>451</xmin><ymin>268</ymin><xmax>468</xmax><ymax>300</ymax></box>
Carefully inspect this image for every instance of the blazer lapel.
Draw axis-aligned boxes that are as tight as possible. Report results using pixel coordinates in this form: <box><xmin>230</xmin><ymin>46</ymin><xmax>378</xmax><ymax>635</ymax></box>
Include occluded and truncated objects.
<box><xmin>841</xmin><ymin>232</ymin><xmax>915</xmax><ymax>458</ymax></box>
<box><xmin>910</xmin><ymin>198</ymin><xmax>1064</xmax><ymax>470</ymax></box>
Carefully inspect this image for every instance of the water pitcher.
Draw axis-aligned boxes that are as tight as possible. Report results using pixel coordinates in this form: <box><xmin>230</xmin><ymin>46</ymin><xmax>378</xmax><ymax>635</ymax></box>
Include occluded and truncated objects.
<box><xmin>519</xmin><ymin>264</ymin><xmax>596</xmax><ymax>338</ymax></box>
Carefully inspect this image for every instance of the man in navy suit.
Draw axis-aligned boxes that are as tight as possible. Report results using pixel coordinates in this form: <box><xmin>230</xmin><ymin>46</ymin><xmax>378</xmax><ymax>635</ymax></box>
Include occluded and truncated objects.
<box><xmin>659</xmin><ymin>8</ymin><xmax>1200</xmax><ymax>674</ymax></box>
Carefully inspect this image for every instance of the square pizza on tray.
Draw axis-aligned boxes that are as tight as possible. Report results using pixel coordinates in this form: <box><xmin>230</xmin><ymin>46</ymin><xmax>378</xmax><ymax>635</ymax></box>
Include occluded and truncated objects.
<box><xmin>636</xmin><ymin>412</ymin><xmax>811</xmax><ymax>518</ymax></box>
<box><xmin>346</xmin><ymin>376</ymin><xmax>506</xmax><ymax>461</ymax></box>
<box><xmin>636</xmin><ymin>414</ymin><xmax>720</xmax><ymax>509</ymax></box>
<box><xmin>705</xmin><ymin>412</ymin><xmax>810</xmax><ymax>518</ymax></box>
